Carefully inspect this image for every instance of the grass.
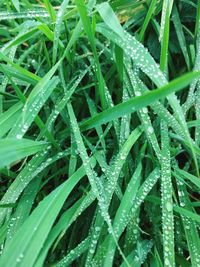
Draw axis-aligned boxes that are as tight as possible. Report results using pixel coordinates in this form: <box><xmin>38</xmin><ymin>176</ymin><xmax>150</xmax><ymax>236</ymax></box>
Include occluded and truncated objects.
<box><xmin>0</xmin><ymin>0</ymin><xmax>200</xmax><ymax>266</ymax></box>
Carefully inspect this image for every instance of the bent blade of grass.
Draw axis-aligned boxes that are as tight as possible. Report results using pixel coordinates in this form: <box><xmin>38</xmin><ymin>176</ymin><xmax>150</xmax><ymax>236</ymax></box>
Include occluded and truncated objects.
<box><xmin>96</xmin><ymin>22</ymin><xmax>166</xmax><ymax>88</ymax></box>
<box><xmin>96</xmin><ymin>12</ymin><xmax>193</xmax><ymax>156</ymax></box>
<box><xmin>0</xmin><ymin>138</ymin><xmax>48</xmax><ymax>169</ymax></box>
<box><xmin>174</xmin><ymin>206</ymin><xmax>200</xmax><ymax>225</ymax></box>
<box><xmin>80</xmin><ymin>71</ymin><xmax>200</xmax><ymax>131</ymax></box>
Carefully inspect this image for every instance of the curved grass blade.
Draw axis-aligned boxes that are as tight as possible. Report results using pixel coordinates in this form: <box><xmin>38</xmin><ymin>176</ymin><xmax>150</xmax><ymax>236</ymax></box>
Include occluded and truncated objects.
<box><xmin>0</xmin><ymin>138</ymin><xmax>48</xmax><ymax>169</ymax></box>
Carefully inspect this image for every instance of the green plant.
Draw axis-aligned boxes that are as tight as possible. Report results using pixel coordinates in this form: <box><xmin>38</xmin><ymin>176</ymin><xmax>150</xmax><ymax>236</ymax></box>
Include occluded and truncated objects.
<box><xmin>0</xmin><ymin>0</ymin><xmax>200</xmax><ymax>266</ymax></box>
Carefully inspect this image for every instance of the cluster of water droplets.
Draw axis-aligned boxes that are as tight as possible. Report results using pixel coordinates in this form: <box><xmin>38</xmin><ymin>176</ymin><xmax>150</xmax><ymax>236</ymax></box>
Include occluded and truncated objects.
<box><xmin>133</xmin><ymin>240</ymin><xmax>153</xmax><ymax>265</ymax></box>
<box><xmin>119</xmin><ymin>83</ymin><xmax>131</xmax><ymax>148</ymax></box>
<box><xmin>10</xmin><ymin>76</ymin><xmax>59</xmax><ymax>139</ymax></box>
<box><xmin>176</xmin><ymin>180</ymin><xmax>200</xmax><ymax>265</ymax></box>
<box><xmin>126</xmin><ymin>215</ymin><xmax>140</xmax><ymax>245</ymax></box>
<box><xmin>130</xmin><ymin>169</ymin><xmax>160</xmax><ymax>215</ymax></box>
<box><xmin>53</xmin><ymin>0</ymin><xmax>70</xmax><ymax>63</ymax></box>
<box><xmin>174</xmin><ymin>219</ymin><xmax>184</xmax><ymax>256</ymax></box>
<box><xmin>114</xmin><ymin>168</ymin><xmax>160</xmax><ymax>239</ymax></box>
<box><xmin>182</xmin><ymin>34</ymin><xmax>200</xmax><ymax>114</ymax></box>
<box><xmin>6</xmin><ymin>216</ymin><xmax>21</xmax><ymax>241</ymax></box>
<box><xmin>125</xmin><ymin>63</ymin><xmax>161</xmax><ymax>161</ymax></box>
<box><xmin>161</xmin><ymin>150</ymin><xmax>174</xmax><ymax>266</ymax></box>
<box><xmin>58</xmin><ymin>237</ymin><xmax>90</xmax><ymax>267</ymax></box>
<box><xmin>97</xmin><ymin>24</ymin><xmax>167</xmax><ymax>87</ymax></box>
<box><xmin>105</xmin><ymin>149</ymin><xmax>128</xmax><ymax>204</ymax></box>
<box><xmin>68</xmin><ymin>104</ymin><xmax>113</xmax><ymax>231</ymax></box>
<box><xmin>85</xmin><ymin>225</ymin><xmax>101</xmax><ymax>266</ymax></box>
<box><xmin>47</xmin><ymin>72</ymin><xmax>87</xmax><ymax>131</ymax></box>
<box><xmin>0</xmin><ymin>9</ymin><xmax>49</xmax><ymax>21</ymax></box>
<box><xmin>195</xmin><ymin>83</ymin><xmax>200</xmax><ymax>146</ymax></box>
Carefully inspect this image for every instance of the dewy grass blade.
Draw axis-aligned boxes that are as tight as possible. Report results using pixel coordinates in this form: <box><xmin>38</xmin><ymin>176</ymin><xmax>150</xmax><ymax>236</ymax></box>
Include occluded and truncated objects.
<box><xmin>67</xmin><ymin>101</ymin><xmax>108</xmax><ymax>215</ymax></box>
<box><xmin>160</xmin><ymin>122</ymin><xmax>174</xmax><ymax>267</ymax></box>
<box><xmin>0</xmin><ymin>10</ymin><xmax>49</xmax><ymax>21</ymax></box>
<box><xmin>80</xmin><ymin>71</ymin><xmax>200</xmax><ymax>131</ymax></box>
<box><xmin>8</xmin><ymin>61</ymin><xmax>60</xmax><ymax>139</ymax></box>
<box><xmin>52</xmin><ymin>0</ymin><xmax>69</xmax><ymax>65</ymax></box>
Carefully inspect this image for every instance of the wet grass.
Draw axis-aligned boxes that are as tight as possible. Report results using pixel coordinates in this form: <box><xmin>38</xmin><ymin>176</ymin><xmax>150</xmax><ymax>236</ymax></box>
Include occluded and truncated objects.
<box><xmin>0</xmin><ymin>0</ymin><xmax>200</xmax><ymax>266</ymax></box>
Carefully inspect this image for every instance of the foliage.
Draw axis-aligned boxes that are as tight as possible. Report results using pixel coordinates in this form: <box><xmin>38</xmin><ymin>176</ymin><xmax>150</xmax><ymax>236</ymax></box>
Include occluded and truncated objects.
<box><xmin>0</xmin><ymin>0</ymin><xmax>200</xmax><ymax>266</ymax></box>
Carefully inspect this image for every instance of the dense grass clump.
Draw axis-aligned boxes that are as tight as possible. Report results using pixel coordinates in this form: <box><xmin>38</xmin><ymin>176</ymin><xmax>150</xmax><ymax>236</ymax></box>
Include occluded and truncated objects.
<box><xmin>0</xmin><ymin>0</ymin><xmax>200</xmax><ymax>266</ymax></box>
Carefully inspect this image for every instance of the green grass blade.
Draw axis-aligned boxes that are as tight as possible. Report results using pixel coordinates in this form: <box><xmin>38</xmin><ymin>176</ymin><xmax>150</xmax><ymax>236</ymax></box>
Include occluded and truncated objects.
<box><xmin>0</xmin><ymin>138</ymin><xmax>48</xmax><ymax>169</ymax></box>
<box><xmin>80</xmin><ymin>71</ymin><xmax>200</xmax><ymax>131</ymax></box>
